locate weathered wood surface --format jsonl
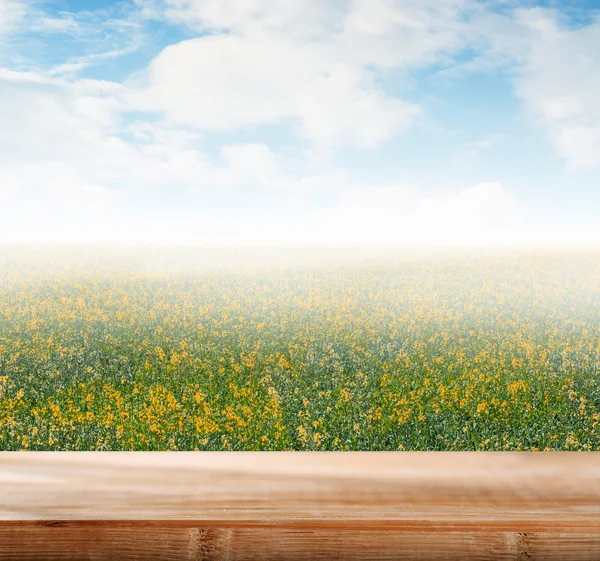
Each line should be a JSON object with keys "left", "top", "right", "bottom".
{"left": 1, "top": 452, "right": 599, "bottom": 560}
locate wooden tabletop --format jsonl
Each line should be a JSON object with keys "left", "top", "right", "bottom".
{"left": 1, "top": 452, "right": 599, "bottom": 560}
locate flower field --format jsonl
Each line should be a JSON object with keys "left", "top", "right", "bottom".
{"left": 0, "top": 246, "right": 598, "bottom": 450}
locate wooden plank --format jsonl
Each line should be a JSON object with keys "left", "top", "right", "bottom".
{"left": 1, "top": 452, "right": 599, "bottom": 560}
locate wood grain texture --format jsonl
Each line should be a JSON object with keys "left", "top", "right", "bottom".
{"left": 1, "top": 452, "right": 599, "bottom": 560}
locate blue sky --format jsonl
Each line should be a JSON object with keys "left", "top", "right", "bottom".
{"left": 0, "top": 0, "right": 598, "bottom": 244}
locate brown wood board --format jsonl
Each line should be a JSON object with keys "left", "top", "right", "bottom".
{"left": 1, "top": 452, "right": 599, "bottom": 560}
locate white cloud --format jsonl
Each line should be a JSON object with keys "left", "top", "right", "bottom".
{"left": 299, "top": 181, "right": 519, "bottom": 245}
{"left": 552, "top": 125, "right": 600, "bottom": 171}
{"left": 426, "top": 6, "right": 600, "bottom": 170}
{"left": 0, "top": 71, "right": 212, "bottom": 197}
{"left": 131, "top": 0, "right": 482, "bottom": 149}
{"left": 513, "top": 12, "right": 600, "bottom": 170}
{"left": 132, "top": 33, "right": 419, "bottom": 149}
{"left": 0, "top": 69, "right": 294, "bottom": 241}
{"left": 47, "top": 44, "right": 144, "bottom": 78}
{"left": 339, "top": 0, "right": 474, "bottom": 68}
{"left": 461, "top": 7, "right": 600, "bottom": 171}
{"left": 137, "top": 0, "right": 347, "bottom": 38}
{"left": 221, "top": 144, "right": 281, "bottom": 185}
{"left": 412, "top": 182, "right": 517, "bottom": 240}
{"left": 0, "top": 70, "right": 126, "bottom": 171}
{"left": 0, "top": 65, "right": 522, "bottom": 245}
{"left": 0, "top": 70, "right": 166, "bottom": 241}
{"left": 0, "top": 163, "right": 120, "bottom": 243}
{"left": 0, "top": 0, "right": 25, "bottom": 37}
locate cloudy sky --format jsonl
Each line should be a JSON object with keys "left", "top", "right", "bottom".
{"left": 0, "top": 0, "right": 598, "bottom": 245}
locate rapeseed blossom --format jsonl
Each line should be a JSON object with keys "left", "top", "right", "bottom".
{"left": 0, "top": 246, "right": 598, "bottom": 450}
